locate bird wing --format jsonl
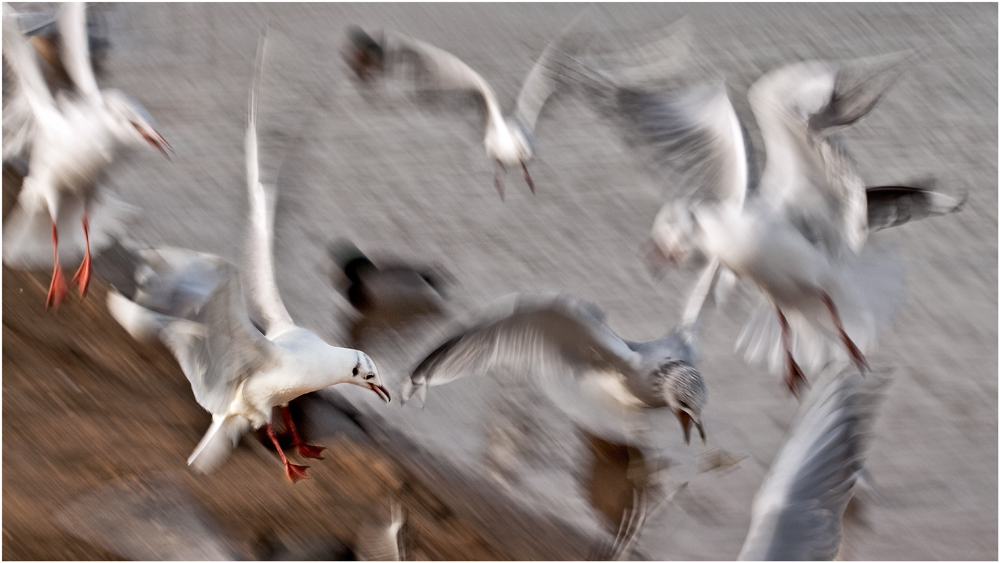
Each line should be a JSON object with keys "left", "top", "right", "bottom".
{"left": 512, "top": 9, "right": 594, "bottom": 137}
{"left": 409, "top": 291, "right": 643, "bottom": 393}
{"left": 57, "top": 2, "right": 102, "bottom": 103}
{"left": 243, "top": 29, "right": 296, "bottom": 336}
{"left": 738, "top": 367, "right": 885, "bottom": 560}
{"left": 2, "top": 2, "right": 55, "bottom": 158}
{"left": 381, "top": 29, "right": 504, "bottom": 123}
{"left": 107, "top": 248, "right": 278, "bottom": 415}
{"left": 865, "top": 184, "right": 964, "bottom": 233}
{"left": 749, "top": 54, "right": 911, "bottom": 256}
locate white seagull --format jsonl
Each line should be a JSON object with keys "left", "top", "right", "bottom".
{"left": 2, "top": 2, "right": 171, "bottom": 310}
{"left": 568, "top": 43, "right": 962, "bottom": 394}
{"left": 737, "top": 366, "right": 886, "bottom": 560}
{"left": 105, "top": 30, "right": 390, "bottom": 482}
{"left": 343, "top": 12, "right": 687, "bottom": 200}
{"left": 401, "top": 258, "right": 725, "bottom": 447}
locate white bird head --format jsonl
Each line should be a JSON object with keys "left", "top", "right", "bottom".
{"left": 346, "top": 350, "right": 391, "bottom": 403}
{"left": 102, "top": 89, "right": 173, "bottom": 158}
{"left": 646, "top": 200, "right": 698, "bottom": 271}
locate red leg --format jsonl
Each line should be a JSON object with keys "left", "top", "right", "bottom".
{"left": 71, "top": 213, "right": 91, "bottom": 298}
{"left": 820, "top": 292, "right": 870, "bottom": 372}
{"left": 776, "top": 307, "right": 807, "bottom": 396}
{"left": 521, "top": 160, "right": 535, "bottom": 194}
{"left": 494, "top": 161, "right": 506, "bottom": 201}
{"left": 266, "top": 423, "right": 309, "bottom": 482}
{"left": 280, "top": 405, "right": 325, "bottom": 460}
{"left": 46, "top": 221, "right": 69, "bottom": 311}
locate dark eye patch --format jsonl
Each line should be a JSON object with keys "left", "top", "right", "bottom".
{"left": 365, "top": 374, "right": 374, "bottom": 380}
{"left": 352, "top": 366, "right": 359, "bottom": 376}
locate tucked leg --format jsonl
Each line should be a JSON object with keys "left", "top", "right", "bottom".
{"left": 521, "top": 160, "right": 535, "bottom": 194}
{"left": 266, "top": 423, "right": 309, "bottom": 482}
{"left": 820, "top": 291, "right": 870, "bottom": 372}
{"left": 46, "top": 221, "right": 69, "bottom": 310}
{"left": 776, "top": 307, "right": 807, "bottom": 396}
{"left": 280, "top": 405, "right": 325, "bottom": 459}
{"left": 71, "top": 213, "right": 92, "bottom": 298}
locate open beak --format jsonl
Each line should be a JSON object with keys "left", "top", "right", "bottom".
{"left": 138, "top": 125, "right": 173, "bottom": 160}
{"left": 676, "top": 410, "right": 706, "bottom": 446}
{"left": 369, "top": 382, "right": 391, "bottom": 403}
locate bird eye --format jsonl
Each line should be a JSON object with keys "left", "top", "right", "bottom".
{"left": 352, "top": 367, "right": 359, "bottom": 376}
{"left": 678, "top": 401, "right": 689, "bottom": 409}
{"left": 365, "top": 374, "right": 374, "bottom": 381}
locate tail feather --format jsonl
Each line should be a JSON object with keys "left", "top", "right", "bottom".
{"left": 187, "top": 415, "right": 251, "bottom": 474}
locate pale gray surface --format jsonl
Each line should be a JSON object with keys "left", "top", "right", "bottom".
{"left": 90, "top": 4, "right": 995, "bottom": 560}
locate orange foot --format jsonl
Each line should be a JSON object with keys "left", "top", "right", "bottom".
{"left": 784, "top": 352, "right": 808, "bottom": 397}
{"left": 296, "top": 443, "right": 326, "bottom": 460}
{"left": 46, "top": 265, "right": 69, "bottom": 311}
{"left": 285, "top": 462, "right": 310, "bottom": 482}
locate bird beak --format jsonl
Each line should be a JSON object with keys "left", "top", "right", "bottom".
{"left": 676, "top": 410, "right": 706, "bottom": 446}
{"left": 368, "top": 382, "right": 391, "bottom": 403}
{"left": 140, "top": 126, "right": 173, "bottom": 160}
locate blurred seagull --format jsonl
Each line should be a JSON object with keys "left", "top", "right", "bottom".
{"left": 329, "top": 240, "right": 450, "bottom": 347}
{"left": 2, "top": 2, "right": 171, "bottom": 310}
{"left": 737, "top": 366, "right": 886, "bottom": 560}
{"left": 570, "top": 42, "right": 961, "bottom": 393}
{"left": 105, "top": 30, "right": 390, "bottom": 482}
{"left": 401, "top": 260, "right": 727, "bottom": 446}
{"left": 343, "top": 13, "right": 592, "bottom": 200}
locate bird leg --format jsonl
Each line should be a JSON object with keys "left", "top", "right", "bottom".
{"left": 776, "top": 307, "right": 807, "bottom": 396}
{"left": 280, "top": 405, "right": 325, "bottom": 460}
{"left": 819, "top": 291, "right": 870, "bottom": 372}
{"left": 494, "top": 160, "right": 506, "bottom": 201}
{"left": 46, "top": 221, "right": 69, "bottom": 311}
{"left": 521, "top": 160, "right": 535, "bottom": 194}
{"left": 266, "top": 423, "right": 309, "bottom": 482}
{"left": 70, "top": 213, "right": 92, "bottom": 298}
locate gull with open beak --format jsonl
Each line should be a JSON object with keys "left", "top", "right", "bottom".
{"left": 2, "top": 3, "right": 172, "bottom": 310}
{"left": 104, "top": 30, "right": 390, "bottom": 482}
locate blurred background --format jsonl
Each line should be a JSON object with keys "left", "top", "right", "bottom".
{"left": 3, "top": 3, "right": 996, "bottom": 560}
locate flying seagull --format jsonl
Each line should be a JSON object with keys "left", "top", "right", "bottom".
{"left": 105, "top": 30, "right": 390, "bottom": 482}
{"left": 401, "top": 258, "right": 727, "bottom": 446}
{"left": 2, "top": 2, "right": 171, "bottom": 310}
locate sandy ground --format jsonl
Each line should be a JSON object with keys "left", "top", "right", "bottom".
{"left": 3, "top": 3, "right": 997, "bottom": 560}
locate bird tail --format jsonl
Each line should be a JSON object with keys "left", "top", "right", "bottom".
{"left": 187, "top": 414, "right": 251, "bottom": 474}
{"left": 2, "top": 189, "right": 137, "bottom": 269}
{"left": 737, "top": 242, "right": 906, "bottom": 377}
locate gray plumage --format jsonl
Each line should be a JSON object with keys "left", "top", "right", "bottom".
{"left": 738, "top": 367, "right": 886, "bottom": 560}
{"left": 865, "top": 184, "right": 965, "bottom": 234}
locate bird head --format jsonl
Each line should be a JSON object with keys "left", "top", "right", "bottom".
{"left": 645, "top": 201, "right": 697, "bottom": 274}
{"left": 102, "top": 90, "right": 172, "bottom": 158}
{"left": 347, "top": 351, "right": 391, "bottom": 403}
{"left": 656, "top": 360, "right": 707, "bottom": 445}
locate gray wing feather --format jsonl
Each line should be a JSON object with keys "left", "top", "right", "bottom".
{"left": 865, "top": 184, "right": 964, "bottom": 233}
{"left": 411, "top": 292, "right": 641, "bottom": 389}
{"left": 738, "top": 368, "right": 885, "bottom": 560}
{"left": 2, "top": 2, "right": 54, "bottom": 159}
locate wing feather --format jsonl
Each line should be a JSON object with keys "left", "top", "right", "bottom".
{"left": 3, "top": 2, "right": 54, "bottom": 158}
{"left": 243, "top": 28, "right": 296, "bottom": 335}
{"left": 865, "top": 184, "right": 964, "bottom": 233}
{"left": 58, "top": 2, "right": 101, "bottom": 103}
{"left": 738, "top": 367, "right": 885, "bottom": 560}
{"left": 409, "top": 292, "right": 642, "bottom": 394}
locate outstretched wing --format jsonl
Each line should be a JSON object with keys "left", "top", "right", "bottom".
{"left": 407, "top": 292, "right": 642, "bottom": 398}
{"left": 749, "top": 53, "right": 912, "bottom": 256}
{"left": 243, "top": 28, "right": 296, "bottom": 336}
{"left": 865, "top": 184, "right": 964, "bottom": 233}
{"left": 106, "top": 248, "right": 278, "bottom": 415}
{"left": 738, "top": 367, "right": 886, "bottom": 560}
{"left": 2, "top": 2, "right": 55, "bottom": 159}
{"left": 58, "top": 2, "right": 102, "bottom": 103}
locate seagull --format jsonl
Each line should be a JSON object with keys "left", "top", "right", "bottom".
{"left": 343, "top": 12, "right": 597, "bottom": 200}
{"left": 737, "top": 365, "right": 886, "bottom": 560}
{"left": 401, "top": 258, "right": 725, "bottom": 446}
{"left": 566, "top": 41, "right": 962, "bottom": 394}
{"left": 328, "top": 240, "right": 450, "bottom": 347}
{"left": 104, "top": 30, "right": 390, "bottom": 482}
{"left": 2, "top": 2, "right": 171, "bottom": 310}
